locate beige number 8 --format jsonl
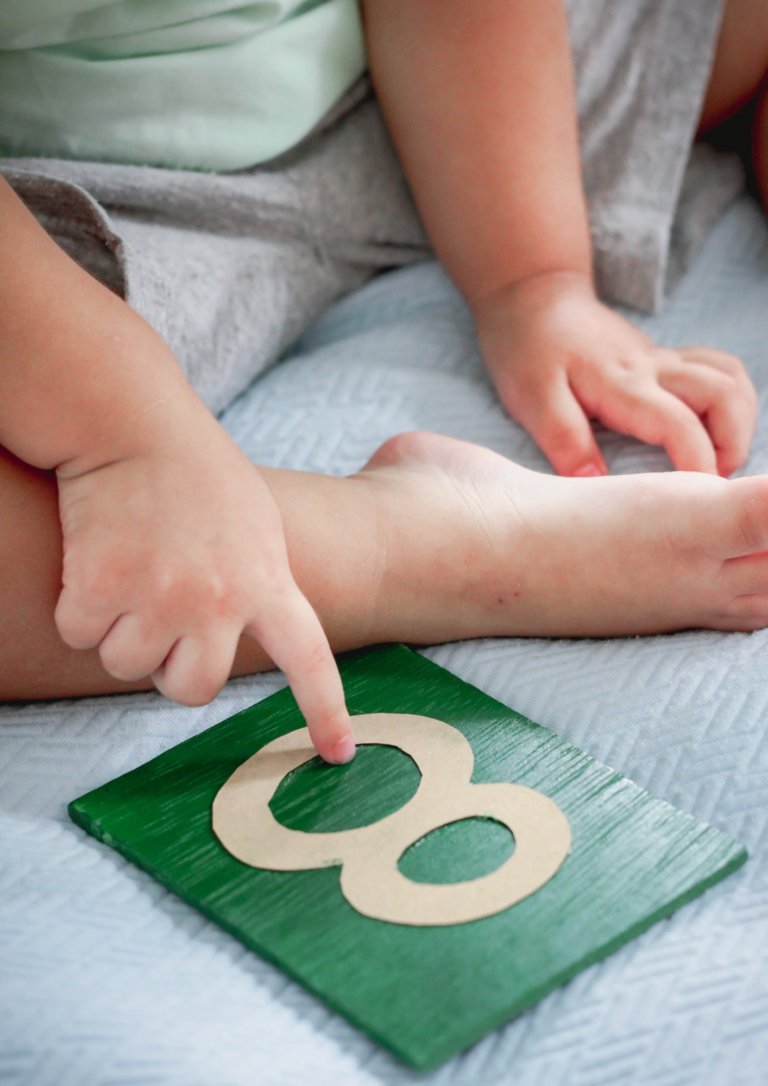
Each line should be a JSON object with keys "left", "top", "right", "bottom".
{"left": 213, "top": 713, "right": 571, "bottom": 926}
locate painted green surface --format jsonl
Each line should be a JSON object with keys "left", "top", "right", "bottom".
{"left": 69, "top": 645, "right": 747, "bottom": 1071}
{"left": 271, "top": 744, "right": 420, "bottom": 832}
{"left": 398, "top": 817, "right": 516, "bottom": 884}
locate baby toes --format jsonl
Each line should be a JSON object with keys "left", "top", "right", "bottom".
{"left": 703, "top": 476, "right": 768, "bottom": 560}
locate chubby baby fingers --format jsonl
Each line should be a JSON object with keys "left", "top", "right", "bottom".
{"left": 97, "top": 611, "right": 178, "bottom": 683}
{"left": 507, "top": 374, "right": 608, "bottom": 477}
{"left": 248, "top": 587, "right": 354, "bottom": 765}
{"left": 659, "top": 348, "right": 758, "bottom": 476}
{"left": 675, "top": 346, "right": 756, "bottom": 398}
{"left": 597, "top": 378, "right": 719, "bottom": 474}
{"left": 55, "top": 580, "right": 120, "bottom": 651}
{"left": 152, "top": 624, "right": 242, "bottom": 706}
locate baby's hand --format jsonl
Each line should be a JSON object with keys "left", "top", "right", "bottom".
{"left": 54, "top": 407, "right": 354, "bottom": 763}
{"left": 475, "top": 272, "right": 757, "bottom": 477}
{"left": 0, "top": 174, "right": 352, "bottom": 762}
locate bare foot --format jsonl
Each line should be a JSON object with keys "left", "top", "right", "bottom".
{"left": 4, "top": 429, "right": 768, "bottom": 706}
{"left": 352, "top": 431, "right": 768, "bottom": 640}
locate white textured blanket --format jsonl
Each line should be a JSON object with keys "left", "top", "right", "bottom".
{"left": 3, "top": 195, "right": 768, "bottom": 1086}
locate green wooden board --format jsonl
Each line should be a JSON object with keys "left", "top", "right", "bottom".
{"left": 69, "top": 645, "right": 747, "bottom": 1070}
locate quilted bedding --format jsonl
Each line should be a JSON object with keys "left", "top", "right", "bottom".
{"left": 4, "top": 194, "right": 768, "bottom": 1086}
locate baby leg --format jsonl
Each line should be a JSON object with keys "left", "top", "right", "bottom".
{"left": 4, "top": 431, "right": 768, "bottom": 702}
{"left": 699, "top": 0, "right": 768, "bottom": 203}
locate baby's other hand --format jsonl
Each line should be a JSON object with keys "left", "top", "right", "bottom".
{"left": 54, "top": 407, "right": 354, "bottom": 764}
{"left": 474, "top": 271, "right": 757, "bottom": 477}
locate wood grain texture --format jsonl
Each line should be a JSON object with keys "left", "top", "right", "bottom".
{"left": 69, "top": 644, "right": 747, "bottom": 1070}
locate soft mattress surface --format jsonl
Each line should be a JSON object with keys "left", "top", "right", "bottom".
{"left": 3, "top": 196, "right": 768, "bottom": 1086}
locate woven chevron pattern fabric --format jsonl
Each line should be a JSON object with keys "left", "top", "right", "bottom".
{"left": 3, "top": 195, "right": 768, "bottom": 1086}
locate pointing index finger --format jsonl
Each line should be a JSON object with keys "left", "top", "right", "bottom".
{"left": 247, "top": 586, "right": 355, "bottom": 764}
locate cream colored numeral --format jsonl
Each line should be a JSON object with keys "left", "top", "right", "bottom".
{"left": 212, "top": 713, "right": 571, "bottom": 926}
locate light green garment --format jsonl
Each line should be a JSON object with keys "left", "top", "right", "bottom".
{"left": 0, "top": 1, "right": 366, "bottom": 171}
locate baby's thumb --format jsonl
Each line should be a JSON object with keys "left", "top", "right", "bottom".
{"left": 515, "top": 379, "right": 607, "bottom": 477}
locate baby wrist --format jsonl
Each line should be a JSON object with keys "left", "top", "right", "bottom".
{"left": 470, "top": 268, "right": 596, "bottom": 321}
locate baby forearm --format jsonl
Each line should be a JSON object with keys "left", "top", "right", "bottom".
{"left": 0, "top": 181, "right": 355, "bottom": 758}
{"left": 362, "top": 0, "right": 592, "bottom": 306}
{"left": 0, "top": 177, "right": 198, "bottom": 473}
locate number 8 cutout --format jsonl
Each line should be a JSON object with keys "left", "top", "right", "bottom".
{"left": 213, "top": 714, "right": 572, "bottom": 926}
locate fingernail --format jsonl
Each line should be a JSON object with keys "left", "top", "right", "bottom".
{"left": 329, "top": 734, "right": 356, "bottom": 765}
{"left": 573, "top": 463, "right": 604, "bottom": 478}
